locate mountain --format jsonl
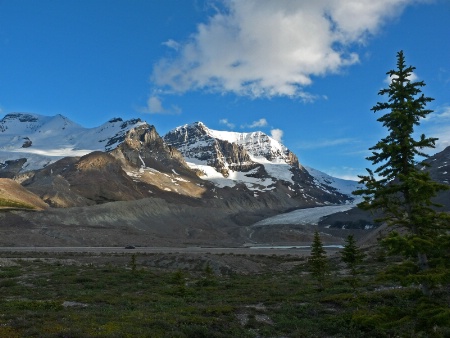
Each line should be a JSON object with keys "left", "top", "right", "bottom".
{"left": 0, "top": 114, "right": 356, "bottom": 206}
{"left": 316, "top": 145, "right": 450, "bottom": 244}
{"left": 424, "top": 145, "right": 450, "bottom": 210}
{"left": 303, "top": 166, "right": 361, "bottom": 201}
{"left": 14, "top": 124, "right": 211, "bottom": 207}
{"left": 0, "top": 113, "right": 144, "bottom": 173}
{"left": 164, "top": 122, "right": 355, "bottom": 204}
{"left": 0, "top": 112, "right": 367, "bottom": 246}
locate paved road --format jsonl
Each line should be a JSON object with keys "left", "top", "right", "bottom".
{"left": 0, "top": 245, "right": 342, "bottom": 256}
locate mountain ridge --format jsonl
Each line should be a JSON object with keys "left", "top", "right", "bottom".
{"left": 164, "top": 121, "right": 355, "bottom": 204}
{"left": 0, "top": 112, "right": 145, "bottom": 171}
{"left": 1, "top": 113, "right": 357, "bottom": 204}
{"left": 0, "top": 112, "right": 448, "bottom": 247}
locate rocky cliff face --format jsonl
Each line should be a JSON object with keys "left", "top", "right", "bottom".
{"left": 163, "top": 122, "right": 255, "bottom": 176}
{"left": 19, "top": 123, "right": 210, "bottom": 207}
{"left": 164, "top": 122, "right": 351, "bottom": 205}
{"left": 111, "top": 124, "right": 190, "bottom": 173}
{"left": 0, "top": 158, "right": 28, "bottom": 178}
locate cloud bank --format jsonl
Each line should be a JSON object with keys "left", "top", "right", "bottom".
{"left": 152, "top": 0, "right": 420, "bottom": 99}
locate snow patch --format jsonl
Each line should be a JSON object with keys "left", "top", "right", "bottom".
{"left": 253, "top": 205, "right": 355, "bottom": 226}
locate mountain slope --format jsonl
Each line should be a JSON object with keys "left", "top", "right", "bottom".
{"left": 0, "top": 178, "right": 48, "bottom": 210}
{"left": 164, "top": 122, "right": 353, "bottom": 205}
{"left": 304, "top": 166, "right": 360, "bottom": 201}
{"left": 0, "top": 113, "right": 358, "bottom": 206}
{"left": 19, "top": 124, "right": 210, "bottom": 207}
{"left": 425, "top": 145, "right": 450, "bottom": 210}
{"left": 0, "top": 113, "right": 144, "bottom": 172}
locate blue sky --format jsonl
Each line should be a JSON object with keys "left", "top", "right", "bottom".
{"left": 1, "top": 0, "right": 449, "bottom": 179}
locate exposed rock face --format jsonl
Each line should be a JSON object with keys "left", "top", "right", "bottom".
{"left": 21, "top": 153, "right": 146, "bottom": 207}
{"left": 111, "top": 124, "right": 190, "bottom": 174}
{"left": 164, "top": 122, "right": 254, "bottom": 175}
{"left": 104, "top": 118, "right": 144, "bottom": 151}
{"left": 164, "top": 122, "right": 351, "bottom": 205}
{"left": 21, "top": 137, "right": 32, "bottom": 148}
{"left": 0, "top": 158, "right": 27, "bottom": 178}
{"left": 426, "top": 146, "right": 450, "bottom": 184}
{"left": 20, "top": 124, "right": 209, "bottom": 207}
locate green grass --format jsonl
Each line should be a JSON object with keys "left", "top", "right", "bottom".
{"left": 0, "top": 197, "right": 36, "bottom": 210}
{"left": 0, "top": 253, "right": 448, "bottom": 337}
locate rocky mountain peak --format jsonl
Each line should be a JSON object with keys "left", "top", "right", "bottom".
{"left": 164, "top": 122, "right": 253, "bottom": 176}
{"left": 111, "top": 123, "right": 190, "bottom": 174}
{"left": 0, "top": 113, "right": 357, "bottom": 206}
{"left": 164, "top": 122, "right": 352, "bottom": 204}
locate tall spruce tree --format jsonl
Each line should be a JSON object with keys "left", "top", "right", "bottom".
{"left": 341, "top": 235, "right": 366, "bottom": 289}
{"left": 354, "top": 51, "right": 450, "bottom": 296}
{"left": 309, "top": 231, "right": 329, "bottom": 291}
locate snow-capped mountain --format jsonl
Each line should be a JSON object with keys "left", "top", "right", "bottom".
{"left": 164, "top": 122, "right": 353, "bottom": 204}
{"left": 304, "top": 166, "right": 361, "bottom": 202}
{"left": 0, "top": 113, "right": 144, "bottom": 171}
{"left": 0, "top": 113, "right": 356, "bottom": 205}
{"left": 164, "top": 122, "right": 298, "bottom": 188}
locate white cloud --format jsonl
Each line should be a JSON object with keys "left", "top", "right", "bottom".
{"left": 152, "top": 0, "right": 421, "bottom": 98}
{"left": 270, "top": 128, "right": 284, "bottom": 143}
{"left": 219, "top": 118, "right": 235, "bottom": 129}
{"left": 385, "top": 72, "right": 419, "bottom": 85}
{"left": 419, "top": 105, "right": 450, "bottom": 153}
{"left": 419, "top": 123, "right": 450, "bottom": 154}
{"left": 162, "top": 39, "right": 181, "bottom": 51}
{"left": 148, "top": 96, "right": 164, "bottom": 113}
{"left": 143, "top": 95, "right": 181, "bottom": 115}
{"left": 423, "top": 105, "right": 450, "bottom": 123}
{"left": 251, "top": 118, "right": 268, "bottom": 128}
{"left": 247, "top": 118, "right": 268, "bottom": 128}
{"left": 433, "top": 127, "right": 450, "bottom": 152}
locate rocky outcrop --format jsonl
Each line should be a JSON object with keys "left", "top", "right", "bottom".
{"left": 164, "top": 122, "right": 254, "bottom": 175}
{"left": 111, "top": 124, "right": 190, "bottom": 173}
{"left": 21, "top": 152, "right": 148, "bottom": 207}
{"left": 0, "top": 158, "right": 28, "bottom": 178}
{"left": 19, "top": 124, "right": 211, "bottom": 207}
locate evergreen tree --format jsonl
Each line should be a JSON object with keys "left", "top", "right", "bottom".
{"left": 341, "top": 235, "right": 366, "bottom": 289}
{"left": 354, "top": 51, "right": 450, "bottom": 296}
{"left": 309, "top": 231, "right": 329, "bottom": 290}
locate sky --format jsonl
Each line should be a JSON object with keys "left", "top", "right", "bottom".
{"left": 0, "top": 0, "right": 449, "bottom": 180}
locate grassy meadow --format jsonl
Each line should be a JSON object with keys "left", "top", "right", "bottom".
{"left": 0, "top": 251, "right": 448, "bottom": 337}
